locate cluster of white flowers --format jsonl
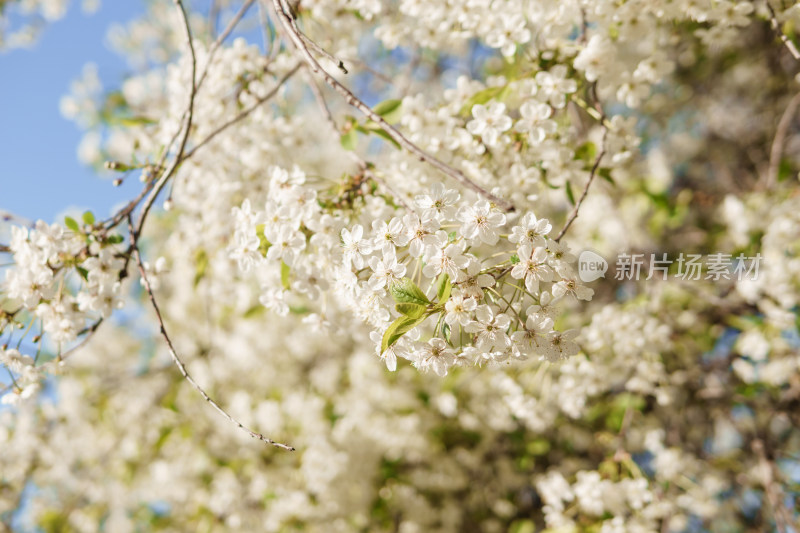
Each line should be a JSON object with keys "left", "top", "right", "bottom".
{"left": 536, "top": 470, "right": 668, "bottom": 531}
{"left": 1, "top": 217, "right": 126, "bottom": 398}
{"left": 229, "top": 170, "right": 593, "bottom": 375}
{"left": 3, "top": 0, "right": 800, "bottom": 530}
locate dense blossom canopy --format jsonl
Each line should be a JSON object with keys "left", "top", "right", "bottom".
{"left": 2, "top": 0, "right": 800, "bottom": 531}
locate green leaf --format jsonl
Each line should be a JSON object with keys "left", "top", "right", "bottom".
{"left": 396, "top": 302, "right": 426, "bottom": 318}
{"left": 106, "top": 234, "right": 124, "bottom": 244}
{"left": 358, "top": 123, "right": 402, "bottom": 149}
{"left": 436, "top": 273, "right": 452, "bottom": 303}
{"left": 194, "top": 248, "right": 208, "bottom": 287}
{"left": 243, "top": 304, "right": 265, "bottom": 318}
{"left": 606, "top": 393, "right": 646, "bottom": 432}
{"left": 381, "top": 313, "right": 428, "bottom": 353}
{"left": 448, "top": 231, "right": 457, "bottom": 243}
{"left": 255, "top": 224, "right": 271, "bottom": 256}
{"left": 458, "top": 85, "right": 509, "bottom": 116}
{"left": 82, "top": 210, "right": 95, "bottom": 226}
{"left": 280, "top": 261, "right": 291, "bottom": 290}
{"left": 509, "top": 520, "right": 535, "bottom": 533}
{"left": 510, "top": 253, "right": 520, "bottom": 264}
{"left": 778, "top": 158, "right": 793, "bottom": 182}
{"left": 598, "top": 167, "right": 615, "bottom": 185}
{"left": 574, "top": 141, "right": 597, "bottom": 162}
{"left": 76, "top": 266, "right": 89, "bottom": 281}
{"left": 340, "top": 128, "right": 358, "bottom": 151}
{"left": 565, "top": 180, "right": 576, "bottom": 206}
{"left": 114, "top": 116, "right": 157, "bottom": 127}
{"left": 390, "top": 277, "right": 430, "bottom": 305}
{"left": 370, "top": 127, "right": 401, "bottom": 148}
{"left": 372, "top": 99, "right": 402, "bottom": 124}
{"left": 442, "top": 321, "right": 452, "bottom": 345}
{"left": 526, "top": 438, "right": 551, "bottom": 456}
{"left": 64, "top": 216, "right": 80, "bottom": 233}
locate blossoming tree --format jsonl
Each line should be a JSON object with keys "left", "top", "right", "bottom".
{"left": 2, "top": 0, "right": 800, "bottom": 531}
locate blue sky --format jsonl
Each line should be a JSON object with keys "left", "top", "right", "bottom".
{"left": 0, "top": 1, "right": 146, "bottom": 223}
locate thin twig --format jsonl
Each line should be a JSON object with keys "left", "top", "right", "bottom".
{"left": 183, "top": 63, "right": 302, "bottom": 160}
{"left": 197, "top": 0, "right": 257, "bottom": 91}
{"left": 129, "top": 217, "right": 294, "bottom": 451}
{"left": 134, "top": 0, "right": 198, "bottom": 238}
{"left": 105, "top": 65, "right": 297, "bottom": 234}
{"left": 304, "top": 67, "right": 413, "bottom": 211}
{"left": 765, "top": 1, "right": 800, "bottom": 60}
{"left": 103, "top": 168, "right": 162, "bottom": 230}
{"left": 59, "top": 318, "right": 104, "bottom": 362}
{"left": 269, "top": 0, "right": 514, "bottom": 211}
{"left": 208, "top": 0, "right": 220, "bottom": 38}
{"left": 277, "top": 0, "right": 348, "bottom": 74}
{"left": 256, "top": 0, "right": 273, "bottom": 54}
{"left": 339, "top": 56, "right": 392, "bottom": 84}
{"left": 765, "top": 91, "right": 800, "bottom": 189}
{"left": 555, "top": 127, "right": 608, "bottom": 242}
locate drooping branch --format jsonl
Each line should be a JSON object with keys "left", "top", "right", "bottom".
{"left": 129, "top": 217, "right": 294, "bottom": 451}
{"left": 269, "top": 0, "right": 515, "bottom": 211}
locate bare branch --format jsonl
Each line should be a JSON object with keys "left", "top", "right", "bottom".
{"left": 105, "top": 65, "right": 298, "bottom": 234}
{"left": 208, "top": 0, "right": 220, "bottom": 38}
{"left": 59, "top": 318, "right": 104, "bottom": 362}
{"left": 765, "top": 1, "right": 800, "bottom": 61}
{"left": 134, "top": 0, "right": 198, "bottom": 238}
{"left": 103, "top": 167, "right": 163, "bottom": 230}
{"left": 269, "top": 0, "right": 515, "bottom": 211}
{"left": 277, "top": 0, "right": 348, "bottom": 74}
{"left": 197, "top": 0, "right": 257, "bottom": 91}
{"left": 765, "top": 91, "right": 800, "bottom": 189}
{"left": 303, "top": 68, "right": 413, "bottom": 211}
{"left": 555, "top": 127, "right": 608, "bottom": 242}
{"left": 183, "top": 63, "right": 302, "bottom": 160}
{"left": 129, "top": 217, "right": 294, "bottom": 451}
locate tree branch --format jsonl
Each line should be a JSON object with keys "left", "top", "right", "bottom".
{"left": 766, "top": 1, "right": 800, "bottom": 61}
{"left": 105, "top": 64, "right": 298, "bottom": 235}
{"left": 129, "top": 217, "right": 294, "bottom": 451}
{"left": 303, "top": 67, "right": 413, "bottom": 211}
{"left": 183, "top": 62, "right": 302, "bottom": 161}
{"left": 59, "top": 318, "right": 103, "bottom": 362}
{"left": 197, "top": 0, "right": 257, "bottom": 92}
{"left": 765, "top": 91, "right": 800, "bottom": 189}
{"left": 555, "top": 126, "right": 608, "bottom": 242}
{"left": 269, "top": 0, "right": 514, "bottom": 211}
{"left": 133, "top": 0, "right": 198, "bottom": 238}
